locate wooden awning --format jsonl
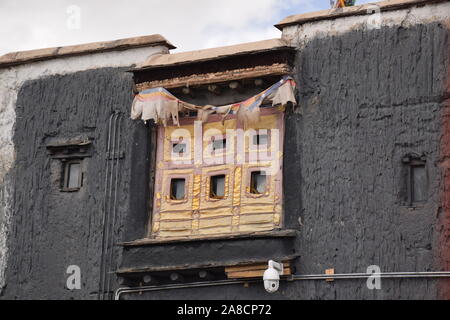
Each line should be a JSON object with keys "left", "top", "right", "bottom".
{"left": 131, "top": 38, "right": 296, "bottom": 91}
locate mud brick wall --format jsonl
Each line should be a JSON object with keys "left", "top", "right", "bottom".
{"left": 2, "top": 21, "right": 449, "bottom": 299}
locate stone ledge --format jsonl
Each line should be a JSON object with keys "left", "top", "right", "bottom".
{"left": 0, "top": 34, "right": 176, "bottom": 68}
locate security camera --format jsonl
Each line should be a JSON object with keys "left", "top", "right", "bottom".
{"left": 263, "top": 260, "right": 283, "bottom": 293}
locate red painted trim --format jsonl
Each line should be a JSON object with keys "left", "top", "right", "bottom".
{"left": 437, "top": 31, "right": 450, "bottom": 299}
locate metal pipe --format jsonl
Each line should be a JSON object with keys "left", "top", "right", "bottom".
{"left": 115, "top": 279, "right": 257, "bottom": 300}
{"left": 114, "top": 271, "right": 450, "bottom": 300}
{"left": 103, "top": 112, "right": 120, "bottom": 300}
{"left": 98, "top": 112, "right": 116, "bottom": 300}
{"left": 290, "top": 271, "right": 450, "bottom": 281}
{"left": 106, "top": 113, "right": 123, "bottom": 298}
{"left": 99, "top": 112, "right": 119, "bottom": 300}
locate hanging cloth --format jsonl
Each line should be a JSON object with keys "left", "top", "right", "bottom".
{"left": 131, "top": 76, "right": 297, "bottom": 127}
{"left": 131, "top": 87, "right": 181, "bottom": 126}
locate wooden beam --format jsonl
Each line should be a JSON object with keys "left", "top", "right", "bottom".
{"left": 115, "top": 253, "right": 300, "bottom": 275}
{"left": 325, "top": 269, "right": 335, "bottom": 282}
{"left": 225, "top": 262, "right": 292, "bottom": 279}
{"left": 119, "top": 229, "right": 298, "bottom": 247}
{"left": 136, "top": 63, "right": 291, "bottom": 91}
{"left": 226, "top": 267, "right": 291, "bottom": 279}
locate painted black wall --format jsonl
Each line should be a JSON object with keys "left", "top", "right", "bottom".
{"left": 2, "top": 21, "right": 449, "bottom": 300}
{"left": 282, "top": 21, "right": 449, "bottom": 299}
{"left": 2, "top": 68, "right": 149, "bottom": 299}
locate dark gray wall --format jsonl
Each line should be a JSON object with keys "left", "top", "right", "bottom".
{"left": 282, "top": 21, "right": 449, "bottom": 299}
{"left": 124, "top": 22, "right": 449, "bottom": 300}
{"left": 2, "top": 21, "right": 449, "bottom": 300}
{"left": 2, "top": 68, "right": 151, "bottom": 299}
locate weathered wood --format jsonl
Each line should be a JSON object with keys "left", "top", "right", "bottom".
{"left": 146, "top": 124, "right": 158, "bottom": 238}
{"left": 227, "top": 267, "right": 292, "bottom": 279}
{"left": 225, "top": 262, "right": 292, "bottom": 279}
{"left": 325, "top": 269, "right": 335, "bottom": 282}
{"left": 136, "top": 64, "right": 291, "bottom": 91}
{"left": 115, "top": 254, "right": 300, "bottom": 275}
{"left": 119, "top": 229, "right": 298, "bottom": 247}
{"left": 225, "top": 261, "right": 290, "bottom": 273}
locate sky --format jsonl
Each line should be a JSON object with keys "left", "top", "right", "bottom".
{"left": 0, "top": 0, "right": 376, "bottom": 56}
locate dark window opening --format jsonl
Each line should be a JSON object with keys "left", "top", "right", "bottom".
{"left": 212, "top": 138, "right": 226, "bottom": 152}
{"left": 170, "top": 178, "right": 186, "bottom": 200}
{"left": 411, "top": 165, "right": 426, "bottom": 203}
{"left": 403, "top": 154, "right": 427, "bottom": 206}
{"left": 250, "top": 171, "right": 267, "bottom": 194}
{"left": 253, "top": 134, "right": 268, "bottom": 146}
{"left": 210, "top": 175, "right": 226, "bottom": 199}
{"left": 172, "top": 143, "right": 187, "bottom": 155}
{"left": 62, "top": 161, "right": 82, "bottom": 192}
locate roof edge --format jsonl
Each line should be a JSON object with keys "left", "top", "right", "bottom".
{"left": 134, "top": 38, "right": 295, "bottom": 72}
{"left": 275, "top": 0, "right": 449, "bottom": 30}
{"left": 0, "top": 34, "right": 176, "bottom": 69}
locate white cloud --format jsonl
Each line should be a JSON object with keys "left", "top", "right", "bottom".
{"left": 0, "top": 0, "right": 376, "bottom": 55}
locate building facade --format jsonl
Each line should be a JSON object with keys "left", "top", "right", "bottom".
{"left": 0, "top": 0, "right": 450, "bottom": 299}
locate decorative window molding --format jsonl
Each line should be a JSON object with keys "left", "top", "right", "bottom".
{"left": 250, "top": 171, "right": 267, "bottom": 195}
{"left": 210, "top": 174, "right": 226, "bottom": 199}
{"left": 46, "top": 138, "right": 93, "bottom": 159}
{"left": 46, "top": 138, "right": 93, "bottom": 193}
{"left": 170, "top": 178, "right": 186, "bottom": 201}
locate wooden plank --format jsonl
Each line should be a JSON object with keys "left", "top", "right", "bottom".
{"left": 116, "top": 254, "right": 300, "bottom": 275}
{"left": 227, "top": 267, "right": 292, "bottom": 279}
{"left": 225, "top": 261, "right": 290, "bottom": 273}
{"left": 326, "top": 268, "right": 335, "bottom": 282}
{"left": 119, "top": 229, "right": 298, "bottom": 247}
{"left": 136, "top": 63, "right": 291, "bottom": 91}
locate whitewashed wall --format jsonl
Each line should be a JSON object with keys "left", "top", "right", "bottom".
{"left": 282, "top": 1, "right": 450, "bottom": 47}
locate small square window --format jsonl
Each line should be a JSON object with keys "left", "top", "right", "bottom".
{"left": 250, "top": 171, "right": 267, "bottom": 194}
{"left": 253, "top": 134, "right": 268, "bottom": 146}
{"left": 411, "top": 165, "right": 427, "bottom": 203}
{"left": 170, "top": 178, "right": 186, "bottom": 200}
{"left": 212, "top": 139, "right": 226, "bottom": 152}
{"left": 402, "top": 154, "right": 428, "bottom": 206}
{"left": 210, "top": 175, "right": 226, "bottom": 199}
{"left": 62, "top": 161, "right": 82, "bottom": 192}
{"left": 172, "top": 143, "right": 187, "bottom": 155}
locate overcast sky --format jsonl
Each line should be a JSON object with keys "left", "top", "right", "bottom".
{"left": 0, "top": 0, "right": 375, "bottom": 56}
